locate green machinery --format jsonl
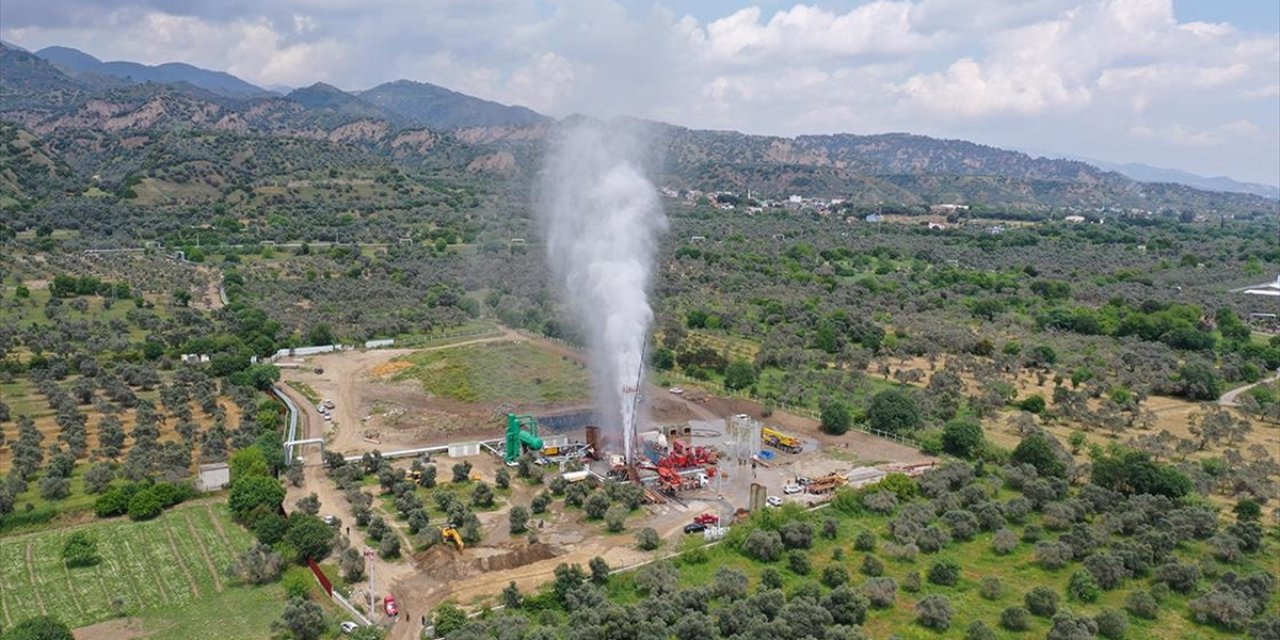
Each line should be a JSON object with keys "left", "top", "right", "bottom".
{"left": 505, "top": 413, "right": 544, "bottom": 463}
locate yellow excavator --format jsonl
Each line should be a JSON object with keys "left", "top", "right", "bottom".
{"left": 440, "top": 524, "right": 464, "bottom": 550}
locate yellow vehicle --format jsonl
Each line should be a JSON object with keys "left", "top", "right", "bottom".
{"left": 440, "top": 525, "right": 464, "bottom": 550}
{"left": 762, "top": 427, "right": 803, "bottom": 453}
{"left": 807, "top": 473, "right": 848, "bottom": 494}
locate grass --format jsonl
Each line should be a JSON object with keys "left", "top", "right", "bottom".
{"left": 392, "top": 341, "right": 590, "bottom": 405}
{"left": 288, "top": 381, "right": 322, "bottom": 405}
{"left": 0, "top": 502, "right": 285, "bottom": 636}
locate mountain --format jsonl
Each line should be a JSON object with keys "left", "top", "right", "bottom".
{"left": 359, "top": 80, "right": 547, "bottom": 130}
{"left": 0, "top": 43, "right": 84, "bottom": 108}
{"left": 1084, "top": 159, "right": 1279, "bottom": 200}
{"left": 287, "top": 83, "right": 392, "bottom": 119}
{"left": 34, "top": 46, "right": 271, "bottom": 98}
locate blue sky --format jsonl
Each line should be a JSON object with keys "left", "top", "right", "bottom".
{"left": 2, "top": 0, "right": 1278, "bottom": 185}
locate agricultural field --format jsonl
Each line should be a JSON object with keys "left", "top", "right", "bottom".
{"left": 0, "top": 503, "right": 284, "bottom": 638}
{"left": 390, "top": 341, "right": 590, "bottom": 405}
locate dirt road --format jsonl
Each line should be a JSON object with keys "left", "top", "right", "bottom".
{"left": 1220, "top": 372, "right": 1280, "bottom": 407}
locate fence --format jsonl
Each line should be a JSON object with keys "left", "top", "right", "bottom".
{"left": 395, "top": 325, "right": 503, "bottom": 347}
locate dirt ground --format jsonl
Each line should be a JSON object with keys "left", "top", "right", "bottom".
{"left": 73, "top": 617, "right": 145, "bottom": 640}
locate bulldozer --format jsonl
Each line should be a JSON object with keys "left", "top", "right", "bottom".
{"left": 762, "top": 427, "right": 803, "bottom": 453}
{"left": 440, "top": 524, "right": 465, "bottom": 550}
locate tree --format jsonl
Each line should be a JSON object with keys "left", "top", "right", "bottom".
{"left": 604, "top": 504, "right": 627, "bottom": 532}
{"left": 788, "top": 550, "right": 811, "bottom": 575}
{"left": 285, "top": 514, "right": 335, "bottom": 561}
{"left": 916, "top": 594, "right": 954, "bottom": 630}
{"left": 2, "top": 616, "right": 75, "bottom": 640}
{"left": 1025, "top": 586, "right": 1060, "bottom": 617}
{"left": 83, "top": 463, "right": 115, "bottom": 495}
{"left": 471, "top": 482, "right": 495, "bottom": 508}
{"left": 1012, "top": 431, "right": 1067, "bottom": 478}
{"left": 1178, "top": 362, "right": 1220, "bottom": 401}
{"left": 273, "top": 597, "right": 325, "bottom": 640}
{"left": 307, "top": 323, "right": 335, "bottom": 346}
{"left": 1069, "top": 569, "right": 1101, "bottom": 602}
{"left": 1001, "top": 606, "right": 1032, "bottom": 631}
{"left": 452, "top": 461, "right": 473, "bottom": 483}
{"left": 928, "top": 560, "right": 961, "bottom": 586}
{"left": 589, "top": 556, "right": 610, "bottom": 585}
{"left": 228, "top": 543, "right": 285, "bottom": 584}
{"left": 378, "top": 534, "right": 400, "bottom": 559}
{"left": 1047, "top": 612, "right": 1099, "bottom": 640}
{"left": 61, "top": 531, "right": 100, "bottom": 568}
{"left": 868, "top": 389, "right": 922, "bottom": 433}
{"left": 712, "top": 567, "right": 749, "bottom": 601}
{"left": 821, "top": 563, "right": 850, "bottom": 588}
{"left": 743, "top": 530, "right": 783, "bottom": 562}
{"left": 865, "top": 577, "right": 898, "bottom": 608}
{"left": 509, "top": 506, "right": 529, "bottom": 534}
{"left": 1095, "top": 609, "right": 1128, "bottom": 639}
{"left": 942, "top": 419, "right": 984, "bottom": 458}
{"left": 495, "top": 467, "right": 510, "bottom": 489}
{"left": 584, "top": 492, "right": 610, "bottom": 519}
{"left": 724, "top": 359, "right": 756, "bottom": 391}
{"left": 432, "top": 602, "right": 468, "bottom": 637}
{"left": 127, "top": 489, "right": 163, "bottom": 521}
{"left": 820, "top": 400, "right": 852, "bottom": 435}
{"left": 636, "top": 527, "right": 661, "bottom": 551}
{"left": 340, "top": 547, "right": 365, "bottom": 582}
{"left": 228, "top": 475, "right": 285, "bottom": 523}
{"left": 295, "top": 493, "right": 321, "bottom": 515}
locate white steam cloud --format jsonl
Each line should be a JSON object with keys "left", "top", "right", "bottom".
{"left": 539, "top": 120, "right": 666, "bottom": 464}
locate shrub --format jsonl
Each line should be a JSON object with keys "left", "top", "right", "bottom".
{"left": 916, "top": 594, "right": 954, "bottom": 630}
{"left": 861, "top": 554, "right": 884, "bottom": 577}
{"left": 902, "top": 571, "right": 922, "bottom": 592}
{"left": 1125, "top": 590, "right": 1159, "bottom": 620}
{"left": 966, "top": 620, "right": 997, "bottom": 640}
{"left": 1047, "top": 612, "right": 1099, "bottom": 640}
{"left": 993, "top": 528, "right": 1019, "bottom": 555}
{"left": 636, "top": 527, "right": 660, "bottom": 551}
{"left": 1095, "top": 609, "right": 1128, "bottom": 639}
{"left": 864, "top": 577, "right": 897, "bottom": 608}
{"left": 604, "top": 505, "right": 627, "bottom": 532}
{"left": 1026, "top": 586, "right": 1060, "bottom": 617}
{"left": 743, "top": 530, "right": 784, "bottom": 562}
{"left": 980, "top": 576, "right": 1004, "bottom": 600}
{"left": 61, "top": 531, "right": 100, "bottom": 567}
{"left": 281, "top": 567, "right": 313, "bottom": 600}
{"left": 788, "top": 550, "right": 811, "bottom": 575}
{"left": 929, "top": 560, "right": 961, "bottom": 586}
{"left": 1156, "top": 561, "right": 1201, "bottom": 594}
{"left": 471, "top": 482, "right": 495, "bottom": 508}
{"left": 127, "top": 489, "right": 163, "bottom": 521}
{"left": 862, "top": 490, "right": 898, "bottom": 514}
{"left": 823, "top": 584, "right": 868, "bottom": 625}
{"left": 779, "top": 521, "right": 815, "bottom": 549}
{"left": 1001, "top": 606, "right": 1033, "bottom": 631}
{"left": 509, "top": 506, "right": 529, "bottom": 534}
{"left": 1069, "top": 569, "right": 1101, "bottom": 602}
{"left": 821, "top": 563, "right": 850, "bottom": 588}
{"left": 531, "top": 491, "right": 551, "bottom": 514}
{"left": 854, "top": 530, "right": 877, "bottom": 551}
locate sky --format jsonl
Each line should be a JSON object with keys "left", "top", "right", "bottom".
{"left": 2, "top": 0, "right": 1277, "bottom": 186}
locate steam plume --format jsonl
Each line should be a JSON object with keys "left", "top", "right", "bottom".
{"left": 539, "top": 120, "right": 666, "bottom": 464}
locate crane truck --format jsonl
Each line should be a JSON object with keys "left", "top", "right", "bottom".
{"left": 762, "top": 427, "right": 803, "bottom": 453}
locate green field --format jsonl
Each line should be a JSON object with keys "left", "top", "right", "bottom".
{"left": 393, "top": 341, "right": 590, "bottom": 405}
{"left": 0, "top": 503, "right": 284, "bottom": 638}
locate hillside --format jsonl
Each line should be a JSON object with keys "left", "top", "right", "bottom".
{"left": 359, "top": 79, "right": 547, "bottom": 129}
{"left": 1, "top": 41, "right": 1276, "bottom": 214}
{"left": 35, "top": 45, "right": 272, "bottom": 98}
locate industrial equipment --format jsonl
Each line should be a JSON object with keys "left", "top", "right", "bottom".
{"left": 505, "top": 414, "right": 545, "bottom": 463}
{"left": 762, "top": 427, "right": 803, "bottom": 453}
{"left": 440, "top": 524, "right": 464, "bottom": 550}
{"left": 805, "top": 472, "right": 848, "bottom": 494}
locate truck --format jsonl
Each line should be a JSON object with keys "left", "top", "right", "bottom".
{"left": 762, "top": 427, "right": 803, "bottom": 453}
{"left": 806, "top": 472, "right": 848, "bottom": 494}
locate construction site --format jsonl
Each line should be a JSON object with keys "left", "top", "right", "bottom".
{"left": 275, "top": 331, "right": 935, "bottom": 639}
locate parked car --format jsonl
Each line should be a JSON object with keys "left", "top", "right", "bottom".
{"left": 322, "top": 514, "right": 338, "bottom": 527}
{"left": 766, "top": 495, "right": 783, "bottom": 507}
{"left": 796, "top": 476, "right": 811, "bottom": 486}
{"left": 668, "top": 387, "right": 684, "bottom": 395}
{"left": 684, "top": 522, "right": 707, "bottom": 534}
{"left": 340, "top": 621, "right": 360, "bottom": 634}
{"left": 384, "top": 595, "right": 398, "bottom": 617}
{"left": 693, "top": 513, "right": 720, "bottom": 525}
{"left": 783, "top": 483, "right": 803, "bottom": 495}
